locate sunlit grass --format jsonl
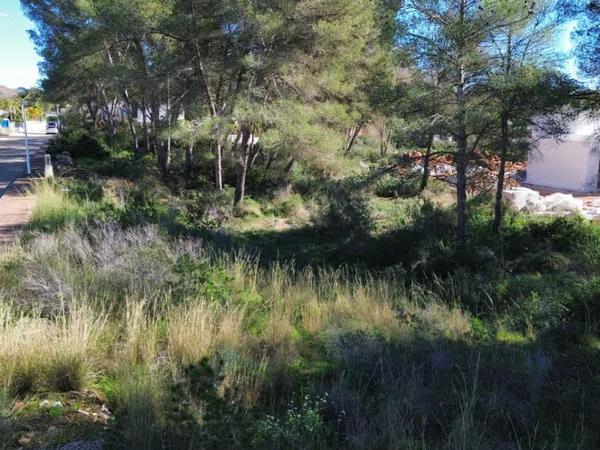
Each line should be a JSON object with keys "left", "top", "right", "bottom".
{"left": 27, "top": 180, "right": 88, "bottom": 232}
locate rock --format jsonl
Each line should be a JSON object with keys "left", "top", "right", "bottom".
{"left": 410, "top": 164, "right": 424, "bottom": 174}
{"left": 432, "top": 163, "right": 454, "bottom": 176}
{"left": 502, "top": 187, "right": 542, "bottom": 211}
{"left": 585, "top": 207, "right": 600, "bottom": 219}
{"left": 54, "top": 151, "right": 74, "bottom": 170}
{"left": 543, "top": 193, "right": 584, "bottom": 213}
{"left": 501, "top": 187, "right": 587, "bottom": 214}
{"left": 17, "top": 436, "right": 32, "bottom": 446}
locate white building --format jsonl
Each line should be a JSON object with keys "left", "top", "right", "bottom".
{"left": 134, "top": 105, "right": 184, "bottom": 124}
{"left": 527, "top": 114, "right": 600, "bottom": 192}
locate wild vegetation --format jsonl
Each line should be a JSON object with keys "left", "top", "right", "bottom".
{"left": 2, "top": 0, "right": 600, "bottom": 448}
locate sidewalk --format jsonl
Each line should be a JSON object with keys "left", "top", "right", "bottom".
{"left": 0, "top": 134, "right": 48, "bottom": 243}
{"left": 0, "top": 178, "right": 35, "bottom": 243}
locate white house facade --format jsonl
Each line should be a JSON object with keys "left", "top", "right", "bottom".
{"left": 527, "top": 114, "right": 600, "bottom": 192}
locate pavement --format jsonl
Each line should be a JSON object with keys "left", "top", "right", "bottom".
{"left": 0, "top": 132, "right": 51, "bottom": 242}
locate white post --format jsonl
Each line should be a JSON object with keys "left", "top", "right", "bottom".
{"left": 21, "top": 99, "right": 31, "bottom": 175}
{"left": 44, "top": 154, "right": 54, "bottom": 178}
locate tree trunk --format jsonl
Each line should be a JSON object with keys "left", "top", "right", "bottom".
{"left": 185, "top": 140, "right": 193, "bottom": 178}
{"left": 214, "top": 142, "right": 223, "bottom": 191}
{"left": 344, "top": 124, "right": 362, "bottom": 155}
{"left": 158, "top": 141, "right": 171, "bottom": 176}
{"left": 150, "top": 102, "right": 161, "bottom": 156}
{"left": 284, "top": 157, "right": 295, "bottom": 194}
{"left": 99, "top": 90, "right": 117, "bottom": 148}
{"left": 234, "top": 127, "right": 252, "bottom": 210}
{"left": 122, "top": 88, "right": 139, "bottom": 155}
{"left": 455, "top": 58, "right": 468, "bottom": 244}
{"left": 455, "top": 143, "right": 468, "bottom": 244}
{"left": 105, "top": 43, "right": 139, "bottom": 155}
{"left": 265, "top": 152, "right": 277, "bottom": 171}
{"left": 248, "top": 145, "right": 261, "bottom": 170}
{"left": 194, "top": 43, "right": 225, "bottom": 191}
{"left": 420, "top": 132, "right": 435, "bottom": 192}
{"left": 494, "top": 32, "right": 513, "bottom": 232}
{"left": 453, "top": 0, "right": 469, "bottom": 245}
{"left": 141, "top": 101, "right": 150, "bottom": 154}
{"left": 493, "top": 112, "right": 510, "bottom": 232}
{"left": 87, "top": 100, "right": 98, "bottom": 129}
{"left": 379, "top": 123, "right": 389, "bottom": 157}
{"left": 133, "top": 40, "right": 153, "bottom": 154}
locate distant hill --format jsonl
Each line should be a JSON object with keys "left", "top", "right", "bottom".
{"left": 0, "top": 86, "right": 17, "bottom": 99}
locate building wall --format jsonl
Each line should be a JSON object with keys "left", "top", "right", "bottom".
{"left": 527, "top": 139, "right": 599, "bottom": 192}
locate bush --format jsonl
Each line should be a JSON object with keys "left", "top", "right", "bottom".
{"left": 316, "top": 180, "right": 373, "bottom": 237}
{"left": 48, "top": 129, "right": 110, "bottom": 160}
{"left": 252, "top": 394, "right": 332, "bottom": 449}
{"left": 494, "top": 273, "right": 576, "bottom": 331}
{"left": 181, "top": 187, "right": 234, "bottom": 228}
{"left": 373, "top": 174, "right": 420, "bottom": 198}
{"left": 511, "top": 250, "right": 571, "bottom": 274}
{"left": 265, "top": 193, "right": 310, "bottom": 220}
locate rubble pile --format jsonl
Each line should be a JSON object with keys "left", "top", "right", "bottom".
{"left": 502, "top": 187, "right": 600, "bottom": 220}
{"left": 398, "top": 150, "right": 600, "bottom": 220}
{"left": 402, "top": 151, "right": 525, "bottom": 193}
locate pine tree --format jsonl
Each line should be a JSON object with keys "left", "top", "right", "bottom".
{"left": 399, "top": 0, "right": 535, "bottom": 243}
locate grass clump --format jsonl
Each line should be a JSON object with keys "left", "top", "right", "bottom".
{"left": 0, "top": 301, "right": 105, "bottom": 397}
{"left": 27, "top": 180, "right": 88, "bottom": 232}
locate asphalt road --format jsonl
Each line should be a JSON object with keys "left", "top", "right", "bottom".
{"left": 0, "top": 133, "right": 51, "bottom": 197}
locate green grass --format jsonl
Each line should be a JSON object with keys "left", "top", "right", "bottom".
{"left": 26, "top": 180, "right": 89, "bottom": 233}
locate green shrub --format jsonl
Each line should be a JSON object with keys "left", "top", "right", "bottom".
{"left": 494, "top": 273, "right": 576, "bottom": 330}
{"left": 373, "top": 174, "right": 420, "bottom": 198}
{"left": 510, "top": 250, "right": 571, "bottom": 274}
{"left": 252, "top": 394, "right": 332, "bottom": 449}
{"left": 120, "top": 186, "right": 166, "bottom": 225}
{"left": 316, "top": 181, "right": 373, "bottom": 237}
{"left": 182, "top": 188, "right": 234, "bottom": 228}
{"left": 268, "top": 193, "right": 306, "bottom": 217}
{"left": 48, "top": 129, "right": 109, "bottom": 160}
{"left": 171, "top": 256, "right": 234, "bottom": 304}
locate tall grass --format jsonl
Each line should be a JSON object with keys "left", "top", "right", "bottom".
{"left": 0, "top": 221, "right": 596, "bottom": 448}
{"left": 0, "top": 300, "right": 106, "bottom": 395}
{"left": 27, "top": 180, "right": 88, "bottom": 232}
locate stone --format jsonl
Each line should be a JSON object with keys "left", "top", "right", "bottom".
{"left": 502, "top": 187, "right": 541, "bottom": 211}
{"left": 18, "top": 436, "right": 32, "bottom": 446}
{"left": 543, "top": 193, "right": 584, "bottom": 213}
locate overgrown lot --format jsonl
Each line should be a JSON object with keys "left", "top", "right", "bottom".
{"left": 2, "top": 164, "right": 600, "bottom": 448}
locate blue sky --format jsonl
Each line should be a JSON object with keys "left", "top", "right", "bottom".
{"left": 0, "top": 1, "right": 585, "bottom": 90}
{"left": 0, "top": 0, "right": 41, "bottom": 88}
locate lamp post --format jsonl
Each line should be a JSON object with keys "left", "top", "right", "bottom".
{"left": 16, "top": 87, "right": 31, "bottom": 175}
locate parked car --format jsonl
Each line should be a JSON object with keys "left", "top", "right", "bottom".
{"left": 46, "top": 123, "right": 59, "bottom": 135}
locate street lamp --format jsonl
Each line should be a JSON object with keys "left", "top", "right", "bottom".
{"left": 16, "top": 87, "right": 31, "bottom": 175}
